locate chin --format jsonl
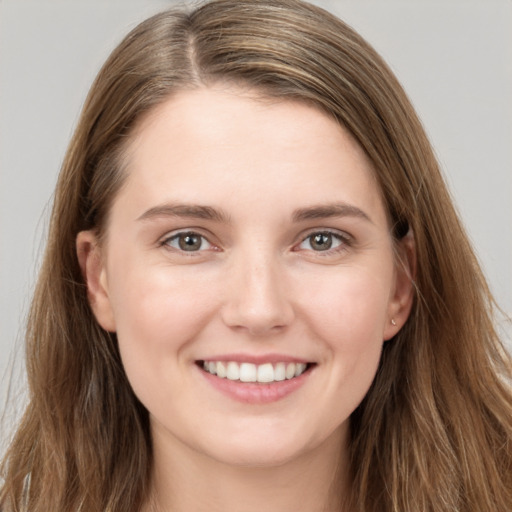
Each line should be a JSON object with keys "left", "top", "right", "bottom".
{"left": 199, "top": 423, "right": 330, "bottom": 469}
{"left": 209, "top": 442, "right": 304, "bottom": 468}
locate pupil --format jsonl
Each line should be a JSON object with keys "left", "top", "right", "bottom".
{"left": 179, "top": 234, "right": 201, "bottom": 251}
{"left": 312, "top": 233, "right": 332, "bottom": 251}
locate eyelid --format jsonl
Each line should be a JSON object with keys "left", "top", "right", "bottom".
{"left": 294, "top": 228, "right": 353, "bottom": 253}
{"left": 157, "top": 227, "right": 352, "bottom": 255}
{"left": 160, "top": 228, "right": 219, "bottom": 253}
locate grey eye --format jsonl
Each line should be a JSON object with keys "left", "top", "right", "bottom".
{"left": 299, "top": 232, "right": 344, "bottom": 252}
{"left": 166, "top": 232, "right": 211, "bottom": 252}
{"left": 310, "top": 233, "right": 333, "bottom": 251}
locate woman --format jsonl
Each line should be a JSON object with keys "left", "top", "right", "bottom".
{"left": 1, "top": 0, "right": 511, "bottom": 510}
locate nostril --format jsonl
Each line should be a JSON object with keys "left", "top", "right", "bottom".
{"left": 220, "top": 269, "right": 295, "bottom": 334}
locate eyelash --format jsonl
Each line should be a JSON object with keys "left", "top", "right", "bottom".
{"left": 160, "top": 229, "right": 352, "bottom": 257}
{"left": 295, "top": 230, "right": 351, "bottom": 256}
{"left": 161, "top": 231, "right": 215, "bottom": 254}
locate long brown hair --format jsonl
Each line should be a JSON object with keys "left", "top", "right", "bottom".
{"left": 1, "top": 1, "right": 511, "bottom": 510}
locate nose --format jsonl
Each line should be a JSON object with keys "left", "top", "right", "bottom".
{"left": 221, "top": 251, "right": 295, "bottom": 336}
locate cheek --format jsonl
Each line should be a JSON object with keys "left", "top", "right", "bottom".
{"left": 297, "top": 263, "right": 393, "bottom": 345}
{"left": 295, "top": 265, "right": 392, "bottom": 411}
{"left": 107, "top": 260, "right": 217, "bottom": 373}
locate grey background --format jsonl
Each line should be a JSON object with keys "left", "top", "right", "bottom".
{"left": 1, "top": 1, "right": 511, "bottom": 439}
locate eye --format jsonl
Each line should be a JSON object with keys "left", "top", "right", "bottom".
{"left": 297, "top": 231, "right": 347, "bottom": 252}
{"left": 163, "top": 231, "right": 213, "bottom": 252}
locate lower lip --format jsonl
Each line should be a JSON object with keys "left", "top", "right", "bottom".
{"left": 197, "top": 364, "right": 313, "bottom": 404}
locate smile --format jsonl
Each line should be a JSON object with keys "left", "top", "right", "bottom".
{"left": 201, "top": 360, "right": 309, "bottom": 384}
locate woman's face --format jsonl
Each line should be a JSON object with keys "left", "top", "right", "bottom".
{"left": 79, "top": 86, "right": 413, "bottom": 467}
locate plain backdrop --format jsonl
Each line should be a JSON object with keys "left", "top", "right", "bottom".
{"left": 1, "top": 0, "right": 511, "bottom": 437}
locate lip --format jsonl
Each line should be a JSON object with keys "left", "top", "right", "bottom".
{"left": 196, "top": 358, "right": 315, "bottom": 404}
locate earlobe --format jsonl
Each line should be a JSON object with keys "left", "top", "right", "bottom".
{"left": 383, "top": 230, "right": 416, "bottom": 341}
{"left": 76, "top": 230, "right": 116, "bottom": 332}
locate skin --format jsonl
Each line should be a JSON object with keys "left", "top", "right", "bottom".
{"left": 77, "top": 85, "right": 414, "bottom": 512}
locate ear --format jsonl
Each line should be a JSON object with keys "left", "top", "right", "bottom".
{"left": 383, "top": 230, "right": 416, "bottom": 341}
{"left": 76, "top": 230, "right": 116, "bottom": 332}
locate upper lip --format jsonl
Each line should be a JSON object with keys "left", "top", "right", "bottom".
{"left": 197, "top": 353, "right": 313, "bottom": 365}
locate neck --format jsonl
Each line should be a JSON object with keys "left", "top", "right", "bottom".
{"left": 145, "top": 424, "right": 349, "bottom": 512}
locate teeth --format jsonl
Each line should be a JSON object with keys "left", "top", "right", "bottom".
{"left": 274, "top": 362, "right": 286, "bottom": 381}
{"left": 285, "top": 362, "right": 296, "bottom": 379}
{"left": 226, "top": 362, "right": 239, "bottom": 380}
{"left": 216, "top": 361, "right": 227, "bottom": 378}
{"left": 239, "top": 363, "right": 257, "bottom": 382}
{"left": 295, "top": 363, "right": 307, "bottom": 377}
{"left": 257, "top": 363, "right": 274, "bottom": 383}
{"left": 202, "top": 360, "right": 309, "bottom": 383}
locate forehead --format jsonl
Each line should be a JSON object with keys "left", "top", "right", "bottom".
{"left": 116, "top": 86, "right": 387, "bottom": 226}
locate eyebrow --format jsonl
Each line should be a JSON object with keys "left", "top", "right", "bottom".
{"left": 292, "top": 203, "right": 372, "bottom": 224}
{"left": 136, "top": 201, "right": 372, "bottom": 224}
{"left": 137, "top": 203, "right": 231, "bottom": 223}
